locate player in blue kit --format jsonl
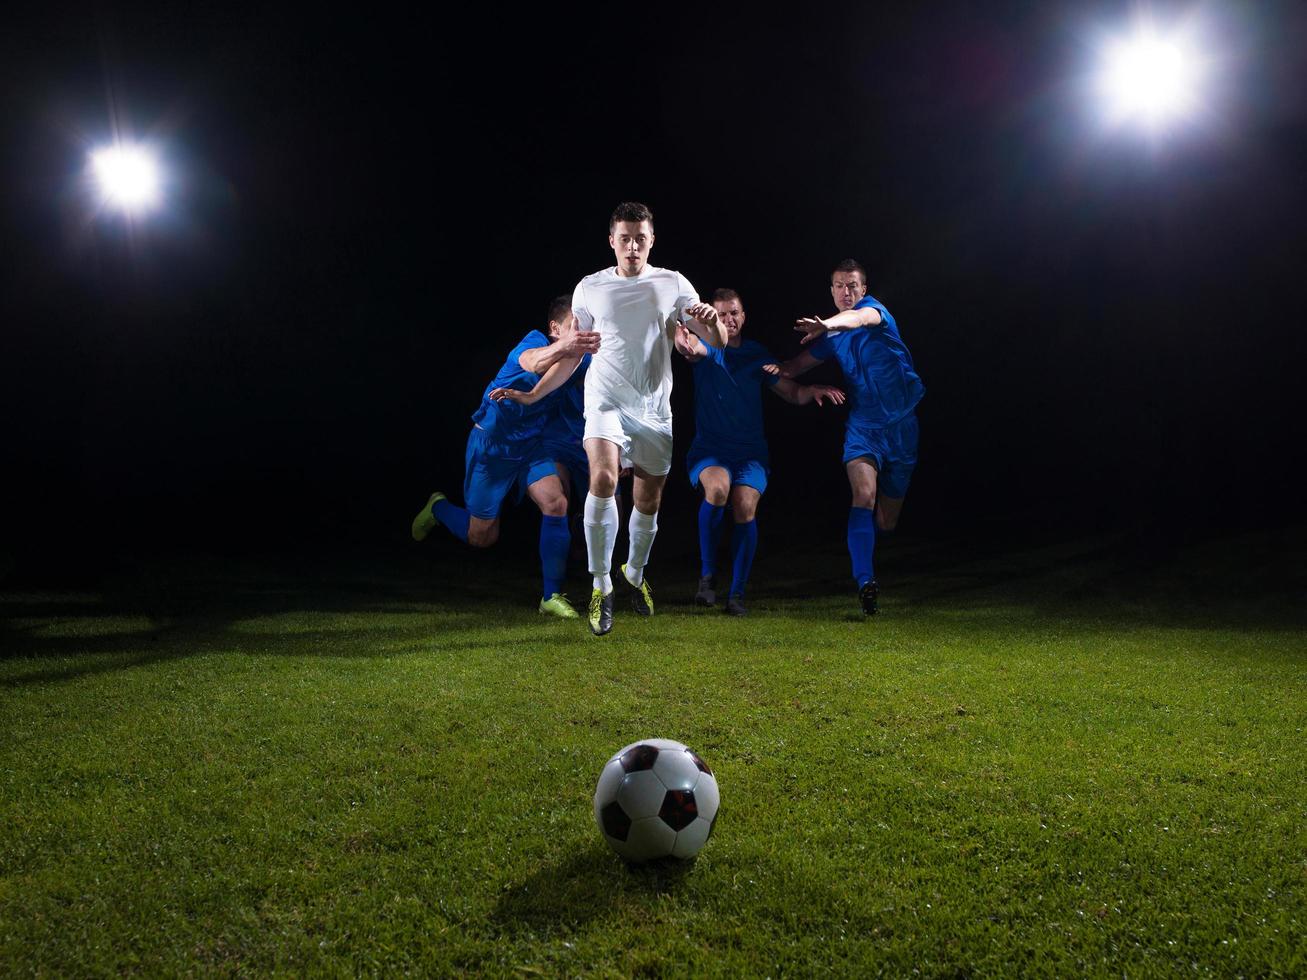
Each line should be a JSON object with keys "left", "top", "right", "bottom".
{"left": 769, "top": 261, "right": 925, "bottom": 616}
{"left": 675, "top": 288, "right": 846, "bottom": 616}
{"left": 410, "top": 296, "right": 598, "bottom": 617}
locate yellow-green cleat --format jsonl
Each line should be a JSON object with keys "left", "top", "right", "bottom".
{"left": 539, "top": 593, "right": 580, "bottom": 619}
{"left": 588, "top": 588, "right": 614, "bottom": 635}
{"left": 411, "top": 491, "right": 446, "bottom": 541}
{"left": 622, "top": 563, "right": 654, "bottom": 616}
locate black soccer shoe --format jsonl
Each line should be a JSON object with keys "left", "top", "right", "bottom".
{"left": 725, "top": 595, "right": 748, "bottom": 617}
{"left": 622, "top": 563, "right": 654, "bottom": 617}
{"left": 694, "top": 576, "right": 716, "bottom": 607}
{"left": 859, "top": 579, "right": 880, "bottom": 617}
{"left": 588, "top": 588, "right": 614, "bottom": 636}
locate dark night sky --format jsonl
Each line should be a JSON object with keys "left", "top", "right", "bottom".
{"left": 3, "top": 3, "right": 1306, "bottom": 569}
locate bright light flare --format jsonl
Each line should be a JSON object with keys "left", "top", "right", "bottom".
{"left": 90, "top": 144, "right": 161, "bottom": 212}
{"left": 1096, "top": 23, "right": 1205, "bottom": 130}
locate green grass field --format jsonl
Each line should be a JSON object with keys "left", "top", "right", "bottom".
{"left": 3, "top": 531, "right": 1305, "bottom": 976}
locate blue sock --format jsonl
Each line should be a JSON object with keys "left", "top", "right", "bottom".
{"left": 698, "top": 500, "right": 726, "bottom": 578}
{"left": 433, "top": 498, "right": 470, "bottom": 544}
{"left": 539, "top": 514, "right": 570, "bottom": 600}
{"left": 728, "top": 520, "right": 758, "bottom": 598}
{"left": 847, "top": 506, "right": 876, "bottom": 588}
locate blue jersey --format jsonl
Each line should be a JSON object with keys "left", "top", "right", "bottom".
{"left": 688, "top": 338, "right": 780, "bottom": 461}
{"left": 470, "top": 331, "right": 569, "bottom": 449}
{"left": 548, "top": 355, "right": 589, "bottom": 445}
{"left": 807, "top": 296, "right": 923, "bottom": 427}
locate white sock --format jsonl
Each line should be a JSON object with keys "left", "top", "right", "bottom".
{"left": 584, "top": 493, "right": 618, "bottom": 594}
{"left": 625, "top": 507, "right": 658, "bottom": 586}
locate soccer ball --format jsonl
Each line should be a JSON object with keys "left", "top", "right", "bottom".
{"left": 593, "top": 738, "right": 720, "bottom": 862}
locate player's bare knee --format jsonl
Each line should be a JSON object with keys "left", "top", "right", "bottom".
{"left": 704, "top": 484, "right": 729, "bottom": 507}
{"left": 590, "top": 469, "right": 618, "bottom": 498}
{"left": 634, "top": 491, "right": 662, "bottom": 515}
{"left": 467, "top": 524, "right": 499, "bottom": 548}
{"left": 852, "top": 490, "right": 877, "bottom": 510}
{"left": 729, "top": 492, "right": 758, "bottom": 522}
{"left": 540, "top": 495, "right": 568, "bottom": 518}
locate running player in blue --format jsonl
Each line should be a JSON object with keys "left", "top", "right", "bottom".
{"left": 410, "top": 296, "right": 598, "bottom": 618}
{"left": 675, "top": 288, "right": 846, "bottom": 616}
{"left": 769, "top": 260, "right": 924, "bottom": 616}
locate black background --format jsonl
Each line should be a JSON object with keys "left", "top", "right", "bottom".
{"left": 4, "top": 3, "right": 1305, "bottom": 575}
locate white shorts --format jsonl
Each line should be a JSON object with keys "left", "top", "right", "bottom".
{"left": 584, "top": 402, "right": 673, "bottom": 476}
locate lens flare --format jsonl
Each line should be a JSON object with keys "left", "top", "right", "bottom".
{"left": 91, "top": 144, "right": 161, "bottom": 212}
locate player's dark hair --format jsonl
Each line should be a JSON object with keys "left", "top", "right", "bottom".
{"left": 711, "top": 288, "right": 742, "bottom": 305}
{"left": 547, "top": 295, "right": 572, "bottom": 324}
{"left": 832, "top": 259, "right": 867, "bottom": 284}
{"left": 610, "top": 201, "right": 654, "bottom": 233}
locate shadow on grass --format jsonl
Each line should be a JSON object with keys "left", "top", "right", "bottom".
{"left": 0, "top": 551, "right": 559, "bottom": 686}
{"left": 490, "top": 846, "right": 696, "bottom": 936}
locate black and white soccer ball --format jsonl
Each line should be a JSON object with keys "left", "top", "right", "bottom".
{"left": 593, "top": 738, "right": 720, "bottom": 862}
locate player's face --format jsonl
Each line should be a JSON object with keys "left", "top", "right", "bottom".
{"left": 609, "top": 220, "right": 655, "bottom": 277}
{"left": 831, "top": 271, "right": 867, "bottom": 312}
{"left": 713, "top": 299, "right": 746, "bottom": 345}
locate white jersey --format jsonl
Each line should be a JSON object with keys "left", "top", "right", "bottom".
{"left": 571, "top": 265, "right": 699, "bottom": 419}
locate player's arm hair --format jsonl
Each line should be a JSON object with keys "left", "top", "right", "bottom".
{"left": 768, "top": 378, "right": 812, "bottom": 405}
{"left": 506, "top": 356, "right": 581, "bottom": 405}
{"left": 518, "top": 338, "right": 569, "bottom": 376}
{"left": 824, "top": 306, "right": 882, "bottom": 331}
{"left": 776, "top": 350, "right": 824, "bottom": 379}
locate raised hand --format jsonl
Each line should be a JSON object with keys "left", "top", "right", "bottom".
{"left": 564, "top": 331, "right": 601, "bottom": 356}
{"left": 558, "top": 314, "right": 601, "bottom": 356}
{"left": 795, "top": 316, "right": 829, "bottom": 345}
{"left": 674, "top": 324, "right": 699, "bottom": 358}
{"left": 807, "top": 384, "right": 845, "bottom": 407}
{"left": 685, "top": 302, "right": 719, "bottom": 327}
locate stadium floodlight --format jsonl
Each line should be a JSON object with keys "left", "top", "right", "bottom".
{"left": 90, "top": 143, "right": 161, "bottom": 213}
{"left": 1095, "top": 21, "right": 1203, "bottom": 130}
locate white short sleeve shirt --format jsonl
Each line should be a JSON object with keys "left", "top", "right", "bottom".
{"left": 571, "top": 265, "right": 699, "bottom": 420}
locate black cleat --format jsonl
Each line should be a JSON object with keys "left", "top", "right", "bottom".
{"left": 694, "top": 576, "right": 716, "bottom": 606}
{"left": 724, "top": 595, "right": 748, "bottom": 617}
{"left": 588, "top": 588, "right": 614, "bottom": 635}
{"left": 859, "top": 579, "right": 880, "bottom": 617}
{"left": 622, "top": 563, "right": 654, "bottom": 616}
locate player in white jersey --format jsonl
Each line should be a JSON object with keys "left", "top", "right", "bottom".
{"left": 572, "top": 201, "right": 727, "bottom": 635}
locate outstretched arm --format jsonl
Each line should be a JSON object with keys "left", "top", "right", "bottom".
{"left": 762, "top": 350, "right": 824, "bottom": 380}
{"left": 767, "top": 377, "right": 845, "bottom": 407}
{"left": 489, "top": 356, "right": 580, "bottom": 406}
{"left": 794, "top": 306, "right": 882, "bottom": 345}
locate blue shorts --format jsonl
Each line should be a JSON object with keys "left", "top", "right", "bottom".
{"left": 463, "top": 428, "right": 554, "bottom": 520}
{"left": 843, "top": 413, "right": 918, "bottom": 500}
{"left": 687, "top": 449, "right": 769, "bottom": 496}
{"left": 538, "top": 440, "right": 589, "bottom": 497}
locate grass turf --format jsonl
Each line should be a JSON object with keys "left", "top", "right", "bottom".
{"left": 2, "top": 532, "right": 1305, "bottom": 975}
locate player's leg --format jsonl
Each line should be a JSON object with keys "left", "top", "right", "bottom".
{"left": 582, "top": 434, "right": 622, "bottom": 635}
{"left": 846, "top": 456, "right": 881, "bottom": 615}
{"left": 875, "top": 414, "right": 918, "bottom": 533}
{"left": 526, "top": 470, "right": 577, "bottom": 618}
{"left": 619, "top": 418, "right": 672, "bottom": 614}
{"left": 877, "top": 495, "right": 905, "bottom": 531}
{"left": 725, "top": 482, "right": 762, "bottom": 616}
{"left": 412, "top": 429, "right": 501, "bottom": 547}
{"left": 621, "top": 466, "right": 665, "bottom": 615}
{"left": 691, "top": 460, "right": 730, "bottom": 605}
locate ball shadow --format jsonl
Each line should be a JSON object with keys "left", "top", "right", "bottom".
{"left": 490, "top": 846, "right": 697, "bottom": 936}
